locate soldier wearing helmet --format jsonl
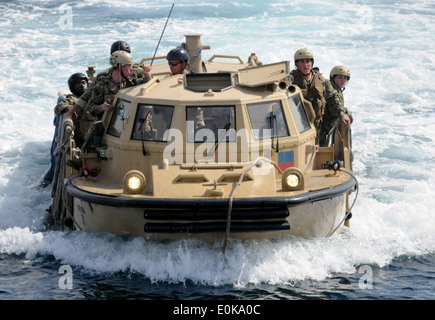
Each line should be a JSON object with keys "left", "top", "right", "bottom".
{"left": 54, "top": 73, "right": 90, "bottom": 145}
{"left": 319, "top": 65, "right": 353, "bottom": 146}
{"left": 103, "top": 40, "right": 152, "bottom": 85}
{"left": 167, "top": 47, "right": 190, "bottom": 75}
{"left": 66, "top": 47, "right": 151, "bottom": 123}
{"left": 290, "top": 48, "right": 335, "bottom": 139}
{"left": 41, "top": 72, "right": 90, "bottom": 187}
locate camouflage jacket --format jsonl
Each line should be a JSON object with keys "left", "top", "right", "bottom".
{"left": 322, "top": 80, "right": 352, "bottom": 127}
{"left": 318, "top": 81, "right": 352, "bottom": 146}
{"left": 54, "top": 93, "right": 94, "bottom": 147}
{"left": 291, "top": 69, "right": 335, "bottom": 126}
{"left": 92, "top": 63, "right": 147, "bottom": 85}
{"left": 75, "top": 65, "right": 149, "bottom": 117}
{"left": 54, "top": 94, "right": 78, "bottom": 115}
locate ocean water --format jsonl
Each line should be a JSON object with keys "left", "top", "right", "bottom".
{"left": 1, "top": 0, "right": 434, "bottom": 304}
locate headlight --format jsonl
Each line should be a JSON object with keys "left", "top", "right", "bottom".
{"left": 282, "top": 167, "right": 304, "bottom": 191}
{"left": 123, "top": 170, "right": 146, "bottom": 194}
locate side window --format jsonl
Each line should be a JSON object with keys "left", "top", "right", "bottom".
{"left": 186, "top": 106, "right": 236, "bottom": 143}
{"left": 289, "top": 95, "right": 311, "bottom": 133}
{"left": 107, "top": 99, "right": 131, "bottom": 137}
{"left": 247, "top": 100, "right": 289, "bottom": 140}
{"left": 131, "top": 104, "right": 174, "bottom": 142}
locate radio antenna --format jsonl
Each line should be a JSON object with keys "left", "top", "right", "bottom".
{"left": 150, "top": 3, "right": 174, "bottom": 66}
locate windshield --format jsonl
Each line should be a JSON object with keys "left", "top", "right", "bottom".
{"left": 106, "top": 98, "right": 132, "bottom": 138}
{"left": 289, "top": 95, "right": 311, "bottom": 133}
{"left": 247, "top": 100, "right": 289, "bottom": 140}
{"left": 186, "top": 106, "right": 236, "bottom": 143}
{"left": 131, "top": 104, "right": 174, "bottom": 142}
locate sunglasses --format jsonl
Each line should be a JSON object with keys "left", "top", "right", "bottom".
{"left": 168, "top": 61, "right": 180, "bottom": 66}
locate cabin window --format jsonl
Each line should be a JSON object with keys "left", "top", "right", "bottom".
{"left": 247, "top": 100, "right": 289, "bottom": 140}
{"left": 186, "top": 106, "right": 236, "bottom": 143}
{"left": 289, "top": 95, "right": 311, "bottom": 133}
{"left": 131, "top": 104, "right": 174, "bottom": 142}
{"left": 106, "top": 99, "right": 132, "bottom": 138}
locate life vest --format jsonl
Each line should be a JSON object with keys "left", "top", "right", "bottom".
{"left": 291, "top": 69, "right": 327, "bottom": 125}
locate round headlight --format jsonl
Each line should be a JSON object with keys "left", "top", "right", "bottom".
{"left": 282, "top": 167, "right": 304, "bottom": 191}
{"left": 123, "top": 170, "right": 146, "bottom": 194}
{"left": 286, "top": 174, "right": 300, "bottom": 188}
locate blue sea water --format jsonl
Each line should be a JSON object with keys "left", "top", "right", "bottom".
{"left": 0, "top": 0, "right": 435, "bottom": 305}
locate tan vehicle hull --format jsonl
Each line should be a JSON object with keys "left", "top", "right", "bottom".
{"left": 50, "top": 34, "right": 358, "bottom": 244}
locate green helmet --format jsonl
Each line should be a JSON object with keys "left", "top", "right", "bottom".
{"left": 294, "top": 48, "right": 314, "bottom": 63}
{"left": 330, "top": 65, "right": 351, "bottom": 79}
{"left": 109, "top": 50, "right": 134, "bottom": 67}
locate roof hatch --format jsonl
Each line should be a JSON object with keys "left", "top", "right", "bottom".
{"left": 184, "top": 73, "right": 233, "bottom": 92}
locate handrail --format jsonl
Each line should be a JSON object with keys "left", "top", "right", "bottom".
{"left": 208, "top": 54, "right": 244, "bottom": 64}
{"left": 139, "top": 56, "right": 167, "bottom": 66}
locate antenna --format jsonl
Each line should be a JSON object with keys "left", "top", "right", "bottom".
{"left": 150, "top": 3, "right": 174, "bottom": 66}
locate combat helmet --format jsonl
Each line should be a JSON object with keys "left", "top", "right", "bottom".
{"left": 110, "top": 50, "right": 134, "bottom": 67}
{"left": 294, "top": 48, "right": 314, "bottom": 63}
{"left": 330, "top": 65, "right": 351, "bottom": 80}
{"left": 110, "top": 40, "right": 131, "bottom": 54}
{"left": 167, "top": 48, "right": 190, "bottom": 63}
{"left": 68, "top": 73, "right": 88, "bottom": 96}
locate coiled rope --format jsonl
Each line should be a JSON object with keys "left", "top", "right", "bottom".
{"left": 50, "top": 117, "right": 75, "bottom": 228}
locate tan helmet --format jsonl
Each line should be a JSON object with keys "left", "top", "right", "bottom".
{"left": 294, "top": 48, "right": 314, "bottom": 62}
{"left": 110, "top": 50, "right": 134, "bottom": 67}
{"left": 330, "top": 65, "right": 351, "bottom": 79}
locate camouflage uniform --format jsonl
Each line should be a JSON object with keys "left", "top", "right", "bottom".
{"left": 291, "top": 69, "right": 336, "bottom": 128}
{"left": 54, "top": 94, "right": 91, "bottom": 148}
{"left": 74, "top": 65, "right": 149, "bottom": 150}
{"left": 318, "top": 80, "right": 352, "bottom": 146}
{"left": 75, "top": 66, "right": 148, "bottom": 118}
{"left": 93, "top": 63, "right": 147, "bottom": 85}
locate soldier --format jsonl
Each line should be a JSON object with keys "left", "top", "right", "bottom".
{"left": 133, "top": 105, "right": 158, "bottom": 141}
{"left": 211, "top": 107, "right": 232, "bottom": 141}
{"left": 40, "top": 73, "right": 89, "bottom": 187}
{"left": 65, "top": 50, "right": 151, "bottom": 119}
{"left": 319, "top": 65, "right": 353, "bottom": 146}
{"left": 92, "top": 40, "right": 152, "bottom": 85}
{"left": 290, "top": 48, "right": 336, "bottom": 142}
{"left": 167, "top": 47, "right": 190, "bottom": 75}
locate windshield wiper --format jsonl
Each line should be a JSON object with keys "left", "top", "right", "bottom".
{"left": 267, "top": 112, "right": 280, "bottom": 152}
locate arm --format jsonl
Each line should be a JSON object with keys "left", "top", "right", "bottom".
{"left": 324, "top": 80, "right": 352, "bottom": 127}
{"left": 85, "top": 80, "right": 114, "bottom": 117}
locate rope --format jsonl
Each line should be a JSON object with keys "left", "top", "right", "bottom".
{"left": 328, "top": 167, "right": 359, "bottom": 237}
{"left": 50, "top": 117, "right": 75, "bottom": 227}
{"left": 222, "top": 157, "right": 282, "bottom": 253}
{"left": 221, "top": 156, "right": 359, "bottom": 252}
{"left": 303, "top": 145, "right": 319, "bottom": 175}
